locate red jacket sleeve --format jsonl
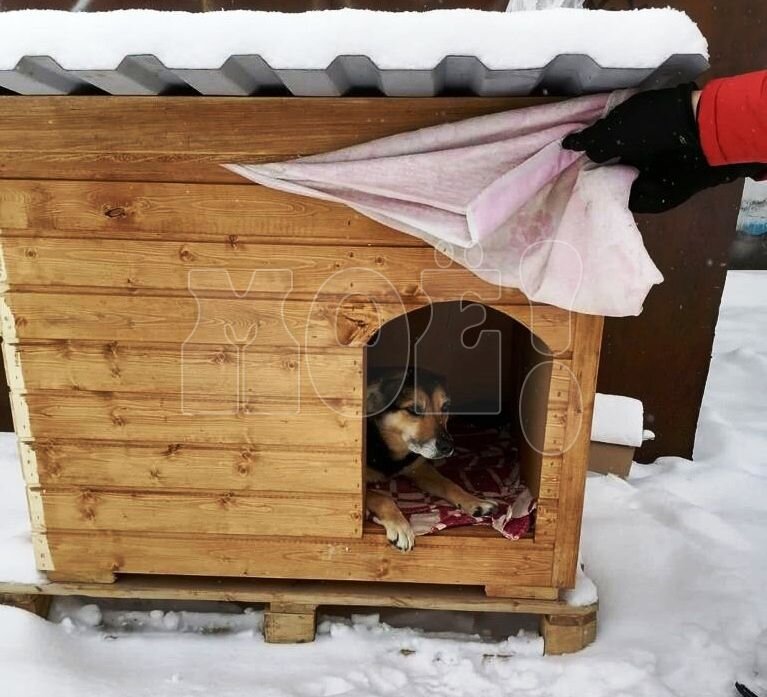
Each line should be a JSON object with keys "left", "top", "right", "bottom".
{"left": 697, "top": 70, "right": 767, "bottom": 166}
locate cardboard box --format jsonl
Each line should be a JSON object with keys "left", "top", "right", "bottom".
{"left": 588, "top": 441, "right": 634, "bottom": 478}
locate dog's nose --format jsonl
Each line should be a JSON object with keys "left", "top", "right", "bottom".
{"left": 436, "top": 435, "right": 454, "bottom": 457}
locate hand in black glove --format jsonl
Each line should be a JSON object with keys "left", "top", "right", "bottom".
{"left": 629, "top": 152, "right": 766, "bottom": 213}
{"left": 563, "top": 83, "right": 766, "bottom": 213}
{"left": 562, "top": 83, "right": 700, "bottom": 166}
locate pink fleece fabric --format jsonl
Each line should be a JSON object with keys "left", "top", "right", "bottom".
{"left": 227, "top": 92, "right": 662, "bottom": 317}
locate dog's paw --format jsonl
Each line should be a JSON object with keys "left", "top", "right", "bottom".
{"left": 380, "top": 519, "right": 415, "bottom": 552}
{"left": 462, "top": 498, "right": 499, "bottom": 517}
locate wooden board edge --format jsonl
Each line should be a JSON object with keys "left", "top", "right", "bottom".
{"left": 30, "top": 532, "right": 54, "bottom": 572}
{"left": 551, "top": 313, "right": 604, "bottom": 588}
{"left": 0, "top": 576, "right": 596, "bottom": 617}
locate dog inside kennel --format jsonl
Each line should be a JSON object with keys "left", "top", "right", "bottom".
{"left": 365, "top": 300, "right": 564, "bottom": 548}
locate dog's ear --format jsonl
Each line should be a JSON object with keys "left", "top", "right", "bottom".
{"left": 366, "top": 382, "right": 389, "bottom": 416}
{"left": 366, "top": 371, "right": 406, "bottom": 416}
{"left": 413, "top": 367, "right": 446, "bottom": 393}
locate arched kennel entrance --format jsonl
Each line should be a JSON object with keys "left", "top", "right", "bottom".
{"left": 364, "top": 300, "right": 580, "bottom": 548}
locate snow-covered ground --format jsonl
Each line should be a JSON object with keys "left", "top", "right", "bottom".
{"left": 0, "top": 432, "right": 41, "bottom": 584}
{"left": 1, "top": 270, "right": 766, "bottom": 697}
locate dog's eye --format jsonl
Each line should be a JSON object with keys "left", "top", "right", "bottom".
{"left": 405, "top": 406, "right": 421, "bottom": 417}
{"left": 441, "top": 402, "right": 451, "bottom": 412}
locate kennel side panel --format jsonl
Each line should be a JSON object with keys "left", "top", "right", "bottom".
{"left": 0, "top": 234, "right": 530, "bottom": 305}
{"left": 536, "top": 361, "right": 574, "bottom": 548}
{"left": 0, "top": 180, "right": 422, "bottom": 247}
{"left": 0, "top": 96, "right": 549, "bottom": 186}
{"left": 538, "top": 456, "right": 562, "bottom": 500}
{"left": 511, "top": 324, "right": 575, "bottom": 554}
{"left": 0, "top": 152, "right": 247, "bottom": 185}
{"left": 515, "top": 355, "right": 572, "bottom": 498}
{"left": 0, "top": 292, "right": 387, "bottom": 349}
{"left": 36, "top": 529, "right": 553, "bottom": 587}
{"left": 0, "top": 96, "right": 550, "bottom": 163}
{"left": 6, "top": 341, "right": 362, "bottom": 403}
{"left": 1, "top": 293, "right": 574, "bottom": 355}
{"left": 19, "top": 391, "right": 361, "bottom": 447}
{"left": 552, "top": 313, "right": 603, "bottom": 588}
{"left": 27, "top": 488, "right": 362, "bottom": 539}
{"left": 21, "top": 440, "right": 361, "bottom": 494}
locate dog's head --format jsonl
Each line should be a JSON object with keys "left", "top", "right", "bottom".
{"left": 366, "top": 368, "right": 453, "bottom": 460}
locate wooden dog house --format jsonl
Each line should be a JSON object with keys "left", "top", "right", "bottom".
{"left": 0, "top": 96, "right": 601, "bottom": 649}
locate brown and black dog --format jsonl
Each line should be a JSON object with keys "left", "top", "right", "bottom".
{"left": 366, "top": 368, "right": 498, "bottom": 552}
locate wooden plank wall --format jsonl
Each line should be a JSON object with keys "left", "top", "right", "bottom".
{"left": 0, "top": 96, "right": 588, "bottom": 582}
{"left": 0, "top": 101, "right": 540, "bottom": 439}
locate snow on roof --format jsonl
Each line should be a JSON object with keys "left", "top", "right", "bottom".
{"left": 0, "top": 8, "right": 708, "bottom": 96}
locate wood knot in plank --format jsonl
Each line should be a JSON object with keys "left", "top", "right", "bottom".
{"left": 228, "top": 235, "right": 240, "bottom": 249}
{"left": 163, "top": 443, "right": 183, "bottom": 457}
{"left": 103, "top": 342, "right": 120, "bottom": 370}
{"left": 78, "top": 490, "right": 98, "bottom": 520}
{"left": 211, "top": 349, "right": 233, "bottom": 365}
{"left": 104, "top": 206, "right": 127, "bottom": 219}
{"left": 56, "top": 339, "right": 74, "bottom": 358}
{"left": 179, "top": 246, "right": 196, "bottom": 262}
{"left": 110, "top": 410, "right": 126, "bottom": 427}
{"left": 376, "top": 558, "right": 391, "bottom": 579}
{"left": 41, "top": 461, "right": 61, "bottom": 479}
{"left": 239, "top": 447, "right": 256, "bottom": 461}
{"left": 218, "top": 492, "right": 236, "bottom": 508}
{"left": 24, "top": 247, "right": 37, "bottom": 259}
{"left": 335, "top": 305, "right": 377, "bottom": 347}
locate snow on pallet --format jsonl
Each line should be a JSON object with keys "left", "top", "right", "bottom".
{"left": 0, "top": 8, "right": 708, "bottom": 95}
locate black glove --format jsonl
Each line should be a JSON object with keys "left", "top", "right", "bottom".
{"left": 629, "top": 151, "right": 766, "bottom": 213}
{"left": 563, "top": 83, "right": 700, "bottom": 166}
{"left": 563, "top": 83, "right": 766, "bottom": 213}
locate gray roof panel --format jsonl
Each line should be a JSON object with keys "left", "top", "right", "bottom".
{"left": 0, "top": 52, "right": 708, "bottom": 96}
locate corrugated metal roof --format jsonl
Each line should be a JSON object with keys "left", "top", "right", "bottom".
{"left": 0, "top": 53, "right": 708, "bottom": 96}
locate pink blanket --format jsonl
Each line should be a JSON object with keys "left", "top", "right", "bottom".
{"left": 227, "top": 92, "right": 662, "bottom": 317}
{"left": 367, "top": 419, "right": 534, "bottom": 540}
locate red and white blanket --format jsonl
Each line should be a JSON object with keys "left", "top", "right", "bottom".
{"left": 367, "top": 420, "right": 536, "bottom": 540}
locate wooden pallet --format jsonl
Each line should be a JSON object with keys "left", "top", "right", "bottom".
{"left": 0, "top": 575, "right": 596, "bottom": 654}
